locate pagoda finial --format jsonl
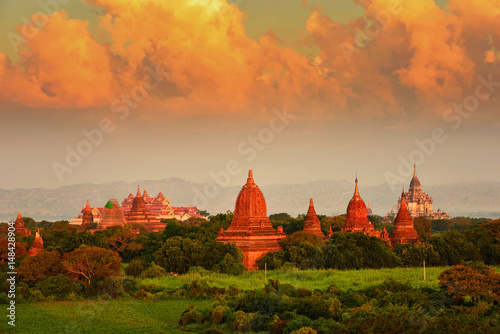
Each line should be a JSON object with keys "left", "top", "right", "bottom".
{"left": 401, "top": 191, "right": 406, "bottom": 204}
{"left": 85, "top": 200, "right": 91, "bottom": 210}
{"left": 354, "top": 176, "right": 360, "bottom": 197}
{"left": 413, "top": 164, "right": 417, "bottom": 177}
{"left": 17, "top": 211, "right": 22, "bottom": 219}
{"left": 247, "top": 170, "right": 254, "bottom": 184}
{"left": 136, "top": 185, "right": 141, "bottom": 197}
{"left": 309, "top": 198, "right": 314, "bottom": 206}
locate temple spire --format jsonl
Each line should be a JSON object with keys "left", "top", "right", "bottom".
{"left": 85, "top": 200, "right": 91, "bottom": 210}
{"left": 17, "top": 211, "right": 22, "bottom": 220}
{"left": 247, "top": 170, "right": 254, "bottom": 184}
{"left": 413, "top": 164, "right": 417, "bottom": 178}
{"left": 354, "top": 176, "right": 360, "bottom": 198}
{"left": 136, "top": 185, "right": 141, "bottom": 197}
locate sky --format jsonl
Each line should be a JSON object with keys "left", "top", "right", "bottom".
{"left": 0, "top": 0, "right": 499, "bottom": 195}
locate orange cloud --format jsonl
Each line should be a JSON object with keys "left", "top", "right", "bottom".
{"left": 0, "top": 0, "right": 498, "bottom": 119}
{"left": 1, "top": 11, "right": 119, "bottom": 108}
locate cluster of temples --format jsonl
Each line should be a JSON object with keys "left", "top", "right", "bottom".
{"left": 12, "top": 211, "right": 44, "bottom": 257}
{"left": 12, "top": 167, "right": 447, "bottom": 269}
{"left": 217, "top": 170, "right": 422, "bottom": 270}
{"left": 71, "top": 187, "right": 206, "bottom": 232}
{"left": 386, "top": 165, "right": 450, "bottom": 220}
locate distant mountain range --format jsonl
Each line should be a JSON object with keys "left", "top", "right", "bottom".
{"left": 1, "top": 178, "right": 499, "bottom": 221}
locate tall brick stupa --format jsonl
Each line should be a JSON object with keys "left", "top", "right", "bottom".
{"left": 28, "top": 230, "right": 44, "bottom": 256}
{"left": 302, "top": 199, "right": 326, "bottom": 240}
{"left": 390, "top": 191, "right": 420, "bottom": 246}
{"left": 80, "top": 200, "right": 94, "bottom": 231}
{"left": 14, "top": 211, "right": 31, "bottom": 236}
{"left": 341, "top": 177, "right": 380, "bottom": 237}
{"left": 217, "top": 170, "right": 286, "bottom": 270}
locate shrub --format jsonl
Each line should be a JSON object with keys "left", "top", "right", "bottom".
{"left": 210, "top": 304, "right": 230, "bottom": 325}
{"left": 343, "top": 305, "right": 427, "bottom": 333}
{"left": 188, "top": 266, "right": 211, "bottom": 276}
{"left": 231, "top": 310, "right": 253, "bottom": 332}
{"left": 125, "top": 259, "right": 146, "bottom": 277}
{"left": 179, "top": 305, "right": 204, "bottom": 326}
{"left": 0, "top": 293, "right": 9, "bottom": 304}
{"left": 439, "top": 263, "right": 500, "bottom": 303}
{"left": 35, "top": 275, "right": 80, "bottom": 301}
{"left": 29, "top": 289, "right": 45, "bottom": 302}
{"left": 139, "top": 262, "right": 167, "bottom": 278}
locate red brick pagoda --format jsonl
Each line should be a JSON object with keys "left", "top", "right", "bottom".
{"left": 302, "top": 199, "right": 326, "bottom": 240}
{"left": 341, "top": 177, "right": 380, "bottom": 237}
{"left": 80, "top": 200, "right": 94, "bottom": 231}
{"left": 217, "top": 170, "right": 286, "bottom": 270}
{"left": 124, "top": 186, "right": 164, "bottom": 232}
{"left": 97, "top": 199, "right": 127, "bottom": 230}
{"left": 14, "top": 211, "right": 31, "bottom": 236}
{"left": 28, "top": 230, "right": 44, "bottom": 256}
{"left": 390, "top": 191, "right": 420, "bottom": 246}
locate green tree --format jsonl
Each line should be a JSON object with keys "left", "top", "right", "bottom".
{"left": 35, "top": 274, "right": 81, "bottom": 300}
{"left": 18, "top": 250, "right": 62, "bottom": 285}
{"left": 154, "top": 237, "right": 204, "bottom": 274}
{"left": 62, "top": 247, "right": 122, "bottom": 289}
{"left": 413, "top": 217, "right": 432, "bottom": 237}
{"left": 104, "top": 228, "right": 143, "bottom": 262}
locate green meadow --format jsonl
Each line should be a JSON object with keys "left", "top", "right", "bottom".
{"left": 3, "top": 266, "right": 499, "bottom": 334}
{"left": 139, "top": 266, "right": 445, "bottom": 292}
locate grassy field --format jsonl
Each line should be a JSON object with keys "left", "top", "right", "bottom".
{"left": 3, "top": 266, "right": 499, "bottom": 333}
{"left": 140, "top": 266, "right": 449, "bottom": 292}
{"left": 0, "top": 299, "right": 213, "bottom": 334}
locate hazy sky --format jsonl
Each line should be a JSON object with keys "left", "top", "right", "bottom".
{"left": 0, "top": 0, "right": 499, "bottom": 192}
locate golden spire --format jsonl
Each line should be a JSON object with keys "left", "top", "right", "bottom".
{"left": 136, "top": 185, "right": 141, "bottom": 197}
{"left": 247, "top": 170, "right": 255, "bottom": 184}
{"left": 353, "top": 176, "right": 360, "bottom": 198}
{"left": 413, "top": 164, "right": 417, "bottom": 178}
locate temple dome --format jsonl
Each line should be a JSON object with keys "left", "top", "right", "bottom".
{"left": 232, "top": 170, "right": 268, "bottom": 226}
{"left": 409, "top": 164, "right": 421, "bottom": 189}
{"left": 342, "top": 177, "right": 379, "bottom": 237}
{"left": 346, "top": 178, "right": 369, "bottom": 220}
{"left": 132, "top": 186, "right": 147, "bottom": 210}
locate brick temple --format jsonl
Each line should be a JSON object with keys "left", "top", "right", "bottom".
{"left": 79, "top": 200, "right": 94, "bottom": 231}
{"left": 302, "top": 198, "right": 326, "bottom": 239}
{"left": 390, "top": 191, "right": 420, "bottom": 245}
{"left": 28, "top": 230, "right": 44, "bottom": 256}
{"left": 124, "top": 186, "right": 165, "bottom": 232}
{"left": 97, "top": 199, "right": 127, "bottom": 230}
{"left": 217, "top": 170, "right": 286, "bottom": 270}
{"left": 341, "top": 177, "right": 380, "bottom": 238}
{"left": 14, "top": 211, "right": 31, "bottom": 236}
